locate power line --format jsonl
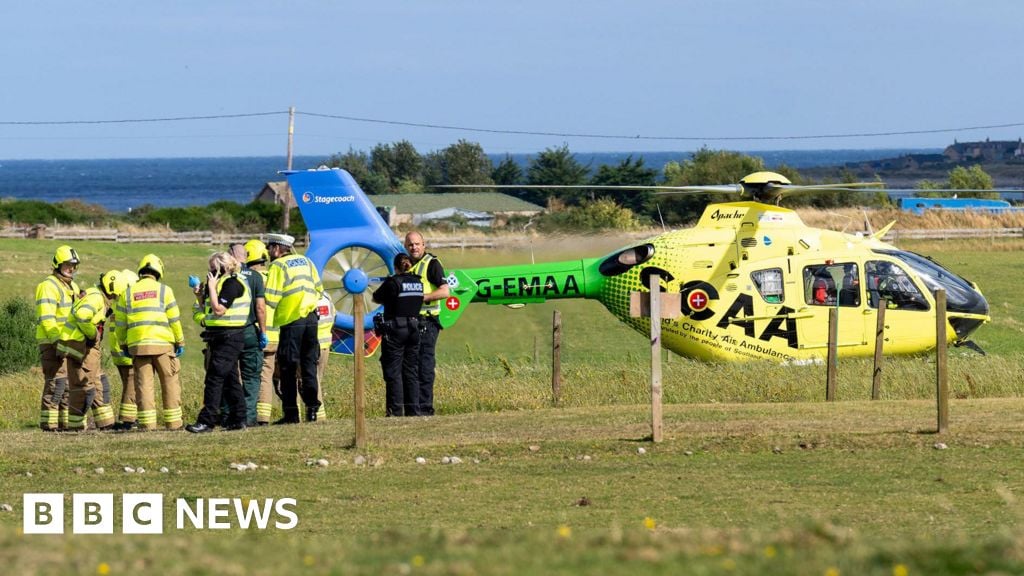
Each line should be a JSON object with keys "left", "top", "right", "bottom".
{"left": 299, "top": 110, "right": 1024, "bottom": 142}
{"left": 0, "top": 111, "right": 287, "bottom": 126}
{"left": 2, "top": 108, "right": 1023, "bottom": 142}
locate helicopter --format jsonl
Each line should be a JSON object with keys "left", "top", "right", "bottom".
{"left": 287, "top": 168, "right": 991, "bottom": 362}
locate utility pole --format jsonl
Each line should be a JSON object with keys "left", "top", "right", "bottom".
{"left": 282, "top": 106, "right": 295, "bottom": 232}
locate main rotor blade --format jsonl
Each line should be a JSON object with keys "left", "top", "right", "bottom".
{"left": 433, "top": 184, "right": 742, "bottom": 193}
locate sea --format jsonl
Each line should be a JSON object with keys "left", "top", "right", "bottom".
{"left": 0, "top": 149, "right": 937, "bottom": 213}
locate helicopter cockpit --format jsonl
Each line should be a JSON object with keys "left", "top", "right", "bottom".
{"left": 871, "top": 249, "right": 990, "bottom": 339}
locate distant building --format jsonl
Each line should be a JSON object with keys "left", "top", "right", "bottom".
{"left": 943, "top": 138, "right": 1023, "bottom": 163}
{"left": 254, "top": 181, "right": 296, "bottom": 209}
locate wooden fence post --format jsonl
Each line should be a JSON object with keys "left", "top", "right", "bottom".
{"left": 353, "top": 297, "right": 367, "bottom": 449}
{"left": 826, "top": 307, "right": 838, "bottom": 401}
{"left": 551, "top": 311, "right": 561, "bottom": 406}
{"left": 871, "top": 299, "right": 886, "bottom": 400}
{"left": 935, "top": 289, "right": 949, "bottom": 434}
{"left": 648, "top": 273, "right": 664, "bottom": 443}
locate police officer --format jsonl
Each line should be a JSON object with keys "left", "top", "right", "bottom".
{"left": 264, "top": 233, "right": 323, "bottom": 424}
{"left": 35, "top": 245, "right": 81, "bottom": 431}
{"left": 115, "top": 254, "right": 185, "bottom": 431}
{"left": 109, "top": 269, "right": 139, "bottom": 430}
{"left": 57, "top": 269, "right": 125, "bottom": 431}
{"left": 245, "top": 239, "right": 277, "bottom": 425}
{"left": 228, "top": 243, "right": 266, "bottom": 426}
{"left": 404, "top": 231, "right": 449, "bottom": 416}
{"left": 186, "top": 252, "right": 251, "bottom": 433}
{"left": 372, "top": 253, "right": 424, "bottom": 417}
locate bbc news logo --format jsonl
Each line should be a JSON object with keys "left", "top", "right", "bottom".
{"left": 23, "top": 493, "right": 298, "bottom": 534}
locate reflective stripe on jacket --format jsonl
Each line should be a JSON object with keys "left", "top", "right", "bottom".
{"left": 254, "top": 267, "right": 279, "bottom": 344}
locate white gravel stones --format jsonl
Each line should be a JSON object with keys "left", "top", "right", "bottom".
{"left": 123, "top": 466, "right": 135, "bottom": 474}
{"left": 415, "top": 457, "right": 427, "bottom": 465}
{"left": 159, "top": 467, "right": 170, "bottom": 474}
{"left": 94, "top": 467, "right": 105, "bottom": 474}
{"left": 230, "top": 462, "right": 260, "bottom": 471}
{"left": 0, "top": 504, "right": 13, "bottom": 512}
{"left": 934, "top": 442, "right": 949, "bottom": 450}
{"left": 316, "top": 459, "right": 329, "bottom": 467}
{"left": 353, "top": 455, "right": 367, "bottom": 466}
{"left": 637, "top": 447, "right": 647, "bottom": 455}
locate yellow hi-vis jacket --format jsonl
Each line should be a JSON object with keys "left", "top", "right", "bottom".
{"left": 107, "top": 314, "right": 132, "bottom": 367}
{"left": 35, "top": 274, "right": 80, "bottom": 344}
{"left": 56, "top": 287, "right": 107, "bottom": 360}
{"left": 115, "top": 277, "right": 184, "bottom": 355}
{"left": 252, "top": 266, "right": 278, "bottom": 346}
{"left": 265, "top": 253, "right": 322, "bottom": 327}
{"left": 315, "top": 293, "right": 335, "bottom": 350}
{"left": 191, "top": 274, "right": 251, "bottom": 328}
{"left": 411, "top": 254, "right": 442, "bottom": 317}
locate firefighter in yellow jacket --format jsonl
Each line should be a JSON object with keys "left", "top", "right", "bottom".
{"left": 114, "top": 254, "right": 185, "bottom": 431}
{"left": 245, "top": 239, "right": 278, "bottom": 425}
{"left": 57, "top": 270, "right": 128, "bottom": 431}
{"left": 264, "top": 233, "right": 323, "bottom": 424}
{"left": 109, "top": 269, "right": 139, "bottom": 430}
{"left": 36, "top": 245, "right": 81, "bottom": 431}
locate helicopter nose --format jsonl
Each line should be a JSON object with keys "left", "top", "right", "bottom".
{"left": 946, "top": 288, "right": 989, "bottom": 341}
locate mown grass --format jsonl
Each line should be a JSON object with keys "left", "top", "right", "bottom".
{"left": 3, "top": 401, "right": 1024, "bottom": 575}
{"left": 1, "top": 235, "right": 1023, "bottom": 574}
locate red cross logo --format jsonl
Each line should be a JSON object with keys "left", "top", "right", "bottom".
{"left": 688, "top": 290, "right": 709, "bottom": 311}
{"left": 445, "top": 296, "right": 460, "bottom": 311}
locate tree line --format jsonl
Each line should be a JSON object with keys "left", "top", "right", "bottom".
{"left": 327, "top": 141, "right": 1000, "bottom": 227}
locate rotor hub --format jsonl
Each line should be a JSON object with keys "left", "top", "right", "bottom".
{"left": 343, "top": 268, "right": 369, "bottom": 294}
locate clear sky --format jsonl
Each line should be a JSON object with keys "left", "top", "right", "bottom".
{"left": 2, "top": 1, "right": 1022, "bottom": 160}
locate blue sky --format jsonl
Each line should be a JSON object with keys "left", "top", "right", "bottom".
{"left": 2, "top": 1, "right": 1022, "bottom": 159}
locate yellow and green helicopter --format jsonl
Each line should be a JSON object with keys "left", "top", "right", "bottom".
{"left": 436, "top": 172, "right": 990, "bottom": 362}
{"left": 289, "top": 169, "right": 989, "bottom": 362}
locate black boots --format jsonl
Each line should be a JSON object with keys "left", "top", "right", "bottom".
{"left": 305, "top": 407, "right": 319, "bottom": 422}
{"left": 273, "top": 408, "right": 300, "bottom": 425}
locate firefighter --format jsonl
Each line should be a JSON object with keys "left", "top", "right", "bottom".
{"left": 58, "top": 270, "right": 127, "bottom": 431}
{"left": 264, "top": 233, "right": 322, "bottom": 424}
{"left": 109, "top": 269, "right": 139, "bottom": 430}
{"left": 35, "top": 245, "right": 81, "bottom": 431}
{"left": 372, "top": 253, "right": 424, "bottom": 417}
{"left": 404, "top": 231, "right": 449, "bottom": 416}
{"left": 185, "top": 252, "right": 251, "bottom": 433}
{"left": 311, "top": 289, "right": 334, "bottom": 421}
{"left": 245, "top": 239, "right": 276, "bottom": 425}
{"left": 114, "top": 254, "right": 185, "bottom": 431}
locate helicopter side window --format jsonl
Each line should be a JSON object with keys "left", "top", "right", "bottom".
{"left": 803, "top": 265, "right": 836, "bottom": 306}
{"left": 751, "top": 268, "right": 784, "bottom": 304}
{"left": 836, "top": 263, "right": 861, "bottom": 307}
{"left": 866, "top": 260, "right": 929, "bottom": 311}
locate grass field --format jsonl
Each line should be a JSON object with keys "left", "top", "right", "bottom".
{"left": 1, "top": 234, "right": 1023, "bottom": 574}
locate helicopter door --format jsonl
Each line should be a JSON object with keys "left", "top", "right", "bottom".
{"left": 796, "top": 262, "right": 869, "bottom": 354}
{"left": 864, "top": 260, "right": 933, "bottom": 354}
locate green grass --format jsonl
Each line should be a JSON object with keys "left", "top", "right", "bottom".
{"left": 2, "top": 236, "right": 1024, "bottom": 574}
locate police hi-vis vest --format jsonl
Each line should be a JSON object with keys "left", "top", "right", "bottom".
{"left": 192, "top": 275, "right": 252, "bottom": 328}
{"left": 56, "top": 287, "right": 107, "bottom": 360}
{"left": 115, "top": 277, "right": 184, "bottom": 351}
{"left": 316, "top": 293, "right": 335, "bottom": 350}
{"left": 266, "top": 253, "right": 322, "bottom": 327}
{"left": 35, "top": 274, "right": 80, "bottom": 344}
{"left": 254, "top": 267, "right": 279, "bottom": 346}
{"left": 410, "top": 254, "right": 441, "bottom": 316}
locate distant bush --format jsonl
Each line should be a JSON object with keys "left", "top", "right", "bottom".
{"left": 537, "top": 198, "right": 644, "bottom": 232}
{"left": 0, "top": 297, "right": 38, "bottom": 374}
{"left": 128, "top": 200, "right": 302, "bottom": 233}
{"left": 1, "top": 199, "right": 93, "bottom": 226}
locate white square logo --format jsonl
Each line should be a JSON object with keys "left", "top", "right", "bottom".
{"left": 73, "top": 494, "right": 114, "bottom": 534}
{"left": 23, "top": 493, "right": 64, "bottom": 534}
{"left": 123, "top": 493, "right": 164, "bottom": 534}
